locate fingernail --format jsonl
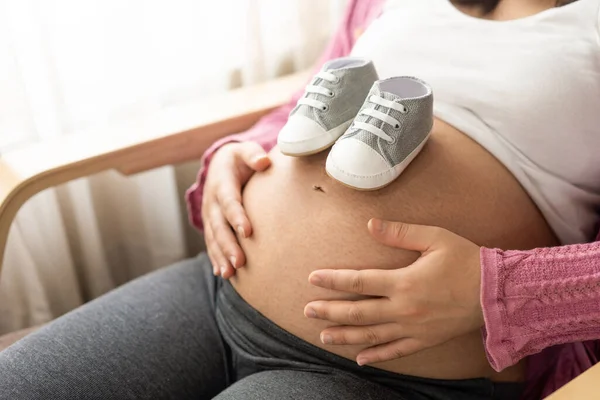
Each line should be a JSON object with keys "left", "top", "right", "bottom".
{"left": 357, "top": 357, "right": 368, "bottom": 366}
{"left": 310, "top": 273, "right": 323, "bottom": 286}
{"left": 251, "top": 154, "right": 267, "bottom": 164}
{"left": 321, "top": 333, "right": 333, "bottom": 344}
{"left": 220, "top": 266, "right": 227, "bottom": 276}
{"left": 230, "top": 256, "right": 237, "bottom": 269}
{"left": 237, "top": 225, "right": 246, "bottom": 238}
{"left": 305, "top": 307, "right": 317, "bottom": 318}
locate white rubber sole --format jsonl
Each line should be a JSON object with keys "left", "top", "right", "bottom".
{"left": 278, "top": 120, "right": 353, "bottom": 157}
{"left": 325, "top": 134, "right": 430, "bottom": 191}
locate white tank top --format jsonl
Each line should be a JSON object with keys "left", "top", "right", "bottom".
{"left": 351, "top": 0, "right": 600, "bottom": 244}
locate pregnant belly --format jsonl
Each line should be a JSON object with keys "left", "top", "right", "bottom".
{"left": 230, "top": 119, "right": 558, "bottom": 381}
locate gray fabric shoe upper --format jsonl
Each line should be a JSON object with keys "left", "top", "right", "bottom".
{"left": 338, "top": 77, "right": 433, "bottom": 167}
{"left": 291, "top": 57, "right": 378, "bottom": 132}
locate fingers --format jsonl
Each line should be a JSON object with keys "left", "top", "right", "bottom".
{"left": 204, "top": 223, "right": 219, "bottom": 275}
{"left": 217, "top": 141, "right": 267, "bottom": 238}
{"left": 236, "top": 141, "right": 271, "bottom": 172}
{"left": 204, "top": 223, "right": 229, "bottom": 277}
{"left": 308, "top": 269, "right": 394, "bottom": 296}
{"left": 216, "top": 180, "right": 252, "bottom": 240}
{"left": 304, "top": 298, "right": 392, "bottom": 326}
{"left": 368, "top": 218, "right": 444, "bottom": 252}
{"left": 209, "top": 205, "right": 246, "bottom": 272}
{"left": 355, "top": 337, "right": 423, "bottom": 366}
{"left": 318, "top": 323, "right": 401, "bottom": 347}
{"left": 202, "top": 141, "right": 270, "bottom": 278}
{"left": 201, "top": 142, "right": 266, "bottom": 279}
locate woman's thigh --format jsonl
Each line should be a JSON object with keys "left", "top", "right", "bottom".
{"left": 0, "top": 254, "right": 228, "bottom": 400}
{"left": 215, "top": 370, "right": 402, "bottom": 400}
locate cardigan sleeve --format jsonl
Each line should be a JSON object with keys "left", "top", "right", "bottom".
{"left": 480, "top": 233, "right": 600, "bottom": 371}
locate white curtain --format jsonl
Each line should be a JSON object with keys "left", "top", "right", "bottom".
{"left": 0, "top": 0, "right": 347, "bottom": 334}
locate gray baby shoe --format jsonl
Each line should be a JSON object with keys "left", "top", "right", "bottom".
{"left": 326, "top": 76, "right": 433, "bottom": 190}
{"left": 277, "top": 57, "right": 378, "bottom": 156}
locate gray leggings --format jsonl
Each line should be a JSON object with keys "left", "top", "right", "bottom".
{"left": 0, "top": 254, "right": 523, "bottom": 399}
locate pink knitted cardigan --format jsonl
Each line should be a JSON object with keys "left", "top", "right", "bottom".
{"left": 186, "top": 1, "right": 600, "bottom": 398}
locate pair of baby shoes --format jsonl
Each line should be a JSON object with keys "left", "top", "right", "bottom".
{"left": 277, "top": 57, "right": 433, "bottom": 190}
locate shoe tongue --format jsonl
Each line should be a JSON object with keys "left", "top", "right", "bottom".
{"left": 352, "top": 83, "right": 403, "bottom": 132}
{"left": 321, "top": 59, "right": 344, "bottom": 73}
{"left": 369, "top": 83, "right": 400, "bottom": 103}
{"left": 322, "top": 63, "right": 336, "bottom": 73}
{"left": 293, "top": 62, "right": 340, "bottom": 118}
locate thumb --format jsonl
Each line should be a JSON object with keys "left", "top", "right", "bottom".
{"left": 238, "top": 142, "right": 271, "bottom": 172}
{"left": 368, "top": 218, "right": 443, "bottom": 252}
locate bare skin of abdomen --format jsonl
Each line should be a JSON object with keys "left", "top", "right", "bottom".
{"left": 230, "top": 119, "right": 559, "bottom": 381}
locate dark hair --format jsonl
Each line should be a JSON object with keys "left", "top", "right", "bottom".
{"left": 453, "top": 0, "right": 578, "bottom": 14}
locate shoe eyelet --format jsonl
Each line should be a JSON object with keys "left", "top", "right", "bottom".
{"left": 327, "top": 91, "right": 335, "bottom": 98}
{"left": 332, "top": 76, "right": 340, "bottom": 84}
{"left": 321, "top": 105, "right": 329, "bottom": 112}
{"left": 400, "top": 106, "right": 409, "bottom": 114}
{"left": 389, "top": 137, "right": 397, "bottom": 144}
{"left": 394, "top": 124, "right": 400, "bottom": 129}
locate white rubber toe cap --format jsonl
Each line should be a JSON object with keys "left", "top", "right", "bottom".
{"left": 277, "top": 115, "right": 327, "bottom": 155}
{"left": 278, "top": 115, "right": 353, "bottom": 156}
{"left": 326, "top": 139, "right": 394, "bottom": 190}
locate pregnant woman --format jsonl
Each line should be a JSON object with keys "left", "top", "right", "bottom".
{"left": 1, "top": 0, "right": 599, "bottom": 399}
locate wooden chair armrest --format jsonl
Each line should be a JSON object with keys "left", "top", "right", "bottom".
{"left": 0, "top": 70, "right": 310, "bottom": 270}
{"left": 544, "top": 362, "right": 600, "bottom": 399}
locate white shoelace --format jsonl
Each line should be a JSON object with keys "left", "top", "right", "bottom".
{"left": 352, "top": 95, "right": 407, "bottom": 143}
{"left": 297, "top": 71, "right": 338, "bottom": 111}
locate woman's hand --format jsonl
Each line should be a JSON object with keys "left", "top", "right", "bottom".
{"left": 304, "top": 218, "right": 484, "bottom": 366}
{"left": 202, "top": 142, "right": 271, "bottom": 279}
